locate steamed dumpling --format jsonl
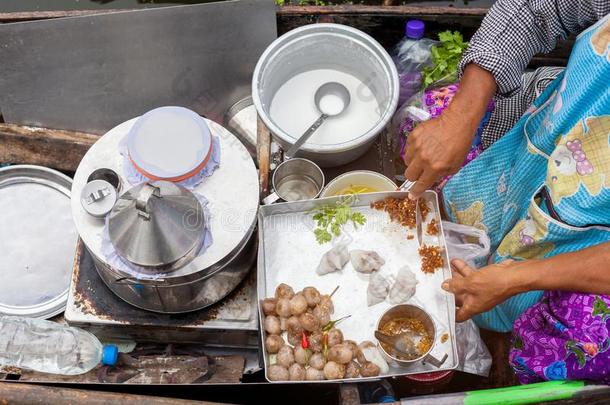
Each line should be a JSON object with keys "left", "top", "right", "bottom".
{"left": 388, "top": 265, "right": 418, "bottom": 304}
{"left": 350, "top": 250, "right": 385, "bottom": 273}
{"left": 367, "top": 272, "right": 390, "bottom": 306}
{"left": 317, "top": 243, "right": 350, "bottom": 275}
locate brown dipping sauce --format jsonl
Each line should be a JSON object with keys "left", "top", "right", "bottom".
{"left": 379, "top": 317, "right": 433, "bottom": 361}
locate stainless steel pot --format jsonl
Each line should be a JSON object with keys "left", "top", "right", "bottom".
{"left": 71, "top": 116, "right": 260, "bottom": 313}
{"left": 252, "top": 23, "right": 399, "bottom": 167}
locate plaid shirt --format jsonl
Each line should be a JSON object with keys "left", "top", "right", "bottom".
{"left": 459, "top": 0, "right": 610, "bottom": 96}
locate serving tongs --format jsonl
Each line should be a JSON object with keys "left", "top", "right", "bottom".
{"left": 398, "top": 180, "right": 424, "bottom": 247}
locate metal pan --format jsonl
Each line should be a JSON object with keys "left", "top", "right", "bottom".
{"left": 257, "top": 190, "right": 458, "bottom": 383}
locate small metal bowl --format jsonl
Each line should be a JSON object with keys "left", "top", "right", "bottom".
{"left": 376, "top": 304, "right": 437, "bottom": 367}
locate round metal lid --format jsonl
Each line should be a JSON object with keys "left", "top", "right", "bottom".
{"left": 127, "top": 106, "right": 213, "bottom": 182}
{"left": 0, "top": 165, "right": 77, "bottom": 318}
{"left": 72, "top": 117, "right": 259, "bottom": 282}
{"left": 108, "top": 181, "right": 205, "bottom": 269}
{"left": 81, "top": 179, "right": 118, "bottom": 218}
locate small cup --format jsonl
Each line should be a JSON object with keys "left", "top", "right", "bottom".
{"left": 87, "top": 168, "right": 122, "bottom": 194}
{"left": 262, "top": 158, "right": 325, "bottom": 204}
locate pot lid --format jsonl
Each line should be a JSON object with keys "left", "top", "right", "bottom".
{"left": 108, "top": 181, "right": 205, "bottom": 269}
{"left": 127, "top": 106, "right": 213, "bottom": 182}
{"left": 0, "top": 165, "right": 77, "bottom": 319}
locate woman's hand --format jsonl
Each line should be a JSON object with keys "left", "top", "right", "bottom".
{"left": 441, "top": 258, "right": 524, "bottom": 322}
{"left": 403, "top": 111, "right": 475, "bottom": 198}
{"left": 403, "top": 64, "right": 497, "bottom": 199}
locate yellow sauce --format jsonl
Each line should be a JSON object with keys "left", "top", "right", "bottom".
{"left": 334, "top": 184, "right": 378, "bottom": 196}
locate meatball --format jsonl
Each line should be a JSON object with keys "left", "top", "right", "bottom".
{"left": 275, "top": 283, "right": 295, "bottom": 300}
{"left": 309, "top": 352, "right": 326, "bottom": 370}
{"left": 286, "top": 316, "right": 304, "bottom": 335}
{"left": 261, "top": 298, "right": 277, "bottom": 316}
{"left": 345, "top": 361, "right": 360, "bottom": 378}
{"left": 319, "top": 294, "right": 334, "bottom": 313}
{"left": 305, "top": 367, "right": 325, "bottom": 381}
{"left": 327, "top": 328, "right": 343, "bottom": 347}
{"left": 277, "top": 345, "right": 295, "bottom": 368}
{"left": 294, "top": 346, "right": 309, "bottom": 366}
{"left": 288, "top": 363, "right": 306, "bottom": 381}
{"left": 328, "top": 344, "right": 353, "bottom": 364}
{"left": 299, "top": 312, "right": 321, "bottom": 332}
{"left": 313, "top": 305, "right": 331, "bottom": 326}
{"left": 265, "top": 335, "right": 284, "bottom": 354}
{"left": 360, "top": 361, "right": 381, "bottom": 377}
{"left": 290, "top": 293, "right": 308, "bottom": 316}
{"left": 276, "top": 298, "right": 292, "bottom": 318}
{"left": 323, "top": 361, "right": 346, "bottom": 380}
{"left": 302, "top": 286, "right": 321, "bottom": 308}
{"left": 308, "top": 331, "right": 324, "bottom": 352}
{"left": 343, "top": 340, "right": 362, "bottom": 362}
{"left": 268, "top": 364, "right": 289, "bottom": 381}
{"left": 264, "top": 315, "right": 281, "bottom": 335}
{"left": 287, "top": 332, "right": 301, "bottom": 347}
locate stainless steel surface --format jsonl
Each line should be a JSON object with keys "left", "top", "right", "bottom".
{"left": 257, "top": 191, "right": 458, "bottom": 383}
{"left": 108, "top": 181, "right": 205, "bottom": 270}
{"left": 262, "top": 158, "right": 325, "bottom": 204}
{"left": 81, "top": 179, "right": 117, "bottom": 218}
{"left": 0, "top": 1, "right": 277, "bottom": 133}
{"left": 284, "top": 82, "right": 351, "bottom": 159}
{"left": 0, "top": 165, "right": 77, "bottom": 319}
{"left": 376, "top": 304, "right": 447, "bottom": 368}
{"left": 252, "top": 23, "right": 399, "bottom": 167}
{"left": 71, "top": 117, "right": 259, "bottom": 313}
{"left": 224, "top": 97, "right": 257, "bottom": 160}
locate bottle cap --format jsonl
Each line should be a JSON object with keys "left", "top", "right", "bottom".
{"left": 405, "top": 19, "right": 425, "bottom": 39}
{"left": 102, "top": 345, "right": 119, "bottom": 366}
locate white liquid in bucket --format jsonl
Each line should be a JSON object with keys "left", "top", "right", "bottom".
{"left": 269, "top": 69, "right": 381, "bottom": 146}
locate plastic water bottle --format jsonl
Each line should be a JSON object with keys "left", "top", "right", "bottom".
{"left": 0, "top": 316, "right": 118, "bottom": 375}
{"left": 392, "top": 20, "right": 437, "bottom": 105}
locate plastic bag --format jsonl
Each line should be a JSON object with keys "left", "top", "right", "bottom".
{"left": 455, "top": 319, "right": 493, "bottom": 377}
{"left": 443, "top": 221, "right": 493, "bottom": 377}
{"left": 392, "top": 36, "right": 437, "bottom": 106}
{"left": 442, "top": 220, "right": 490, "bottom": 268}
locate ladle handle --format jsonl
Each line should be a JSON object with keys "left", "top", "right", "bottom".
{"left": 284, "top": 114, "right": 327, "bottom": 159}
{"left": 423, "top": 352, "right": 448, "bottom": 368}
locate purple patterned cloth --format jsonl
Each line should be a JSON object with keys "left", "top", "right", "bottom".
{"left": 509, "top": 291, "right": 610, "bottom": 384}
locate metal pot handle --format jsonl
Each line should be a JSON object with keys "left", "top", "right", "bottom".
{"left": 136, "top": 183, "right": 160, "bottom": 220}
{"left": 262, "top": 191, "right": 280, "bottom": 205}
{"left": 423, "top": 352, "right": 448, "bottom": 368}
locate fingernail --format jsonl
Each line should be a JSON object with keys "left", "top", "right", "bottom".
{"left": 408, "top": 192, "right": 416, "bottom": 200}
{"left": 441, "top": 282, "right": 449, "bottom": 291}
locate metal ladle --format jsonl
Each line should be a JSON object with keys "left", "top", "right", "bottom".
{"left": 284, "top": 81, "right": 351, "bottom": 159}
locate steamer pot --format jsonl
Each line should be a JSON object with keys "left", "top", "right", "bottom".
{"left": 252, "top": 24, "right": 399, "bottom": 167}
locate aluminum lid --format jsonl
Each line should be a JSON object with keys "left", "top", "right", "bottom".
{"left": 127, "top": 106, "right": 213, "bottom": 182}
{"left": 108, "top": 181, "right": 206, "bottom": 270}
{"left": 0, "top": 165, "right": 77, "bottom": 319}
{"left": 80, "top": 179, "right": 118, "bottom": 218}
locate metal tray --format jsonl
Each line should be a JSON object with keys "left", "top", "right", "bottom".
{"left": 257, "top": 190, "right": 458, "bottom": 383}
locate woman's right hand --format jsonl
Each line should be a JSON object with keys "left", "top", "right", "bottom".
{"left": 403, "top": 63, "right": 497, "bottom": 199}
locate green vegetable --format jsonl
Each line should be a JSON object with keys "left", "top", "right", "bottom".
{"left": 310, "top": 197, "right": 366, "bottom": 244}
{"left": 421, "top": 31, "right": 468, "bottom": 88}
{"left": 275, "top": 0, "right": 285, "bottom": 5}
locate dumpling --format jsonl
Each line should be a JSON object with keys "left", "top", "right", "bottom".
{"left": 388, "top": 265, "right": 418, "bottom": 304}
{"left": 367, "top": 272, "right": 390, "bottom": 307}
{"left": 317, "top": 242, "right": 350, "bottom": 275}
{"left": 350, "top": 250, "right": 385, "bottom": 273}
{"left": 359, "top": 341, "right": 389, "bottom": 374}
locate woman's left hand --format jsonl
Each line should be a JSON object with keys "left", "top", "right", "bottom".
{"left": 441, "top": 258, "right": 524, "bottom": 322}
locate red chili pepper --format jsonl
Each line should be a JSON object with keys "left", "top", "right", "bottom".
{"left": 301, "top": 331, "right": 309, "bottom": 349}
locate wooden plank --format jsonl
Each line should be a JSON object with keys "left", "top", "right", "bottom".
{"left": 0, "top": 10, "right": 126, "bottom": 22}
{"left": 256, "top": 115, "right": 272, "bottom": 198}
{"left": 277, "top": 5, "right": 489, "bottom": 17}
{"left": 0, "top": 123, "right": 98, "bottom": 172}
{"left": 0, "top": 382, "right": 227, "bottom": 405}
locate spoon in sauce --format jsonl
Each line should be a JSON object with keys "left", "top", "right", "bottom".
{"left": 284, "top": 82, "right": 351, "bottom": 159}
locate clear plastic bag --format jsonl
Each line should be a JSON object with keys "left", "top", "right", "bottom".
{"left": 392, "top": 37, "right": 437, "bottom": 106}
{"left": 442, "top": 220, "right": 490, "bottom": 268}
{"left": 442, "top": 221, "right": 492, "bottom": 376}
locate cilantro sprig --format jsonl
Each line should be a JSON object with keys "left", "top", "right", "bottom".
{"left": 422, "top": 31, "right": 469, "bottom": 88}
{"left": 310, "top": 198, "right": 366, "bottom": 244}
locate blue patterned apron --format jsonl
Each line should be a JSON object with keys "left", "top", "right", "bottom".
{"left": 442, "top": 15, "right": 610, "bottom": 333}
